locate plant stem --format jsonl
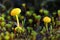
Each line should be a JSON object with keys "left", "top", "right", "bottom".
{"left": 16, "top": 15, "right": 20, "bottom": 27}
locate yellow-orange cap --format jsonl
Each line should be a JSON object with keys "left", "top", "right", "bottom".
{"left": 10, "top": 8, "right": 21, "bottom": 16}
{"left": 43, "top": 16, "right": 51, "bottom": 23}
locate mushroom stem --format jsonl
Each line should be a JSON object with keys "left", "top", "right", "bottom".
{"left": 45, "top": 23, "right": 48, "bottom": 31}
{"left": 16, "top": 15, "right": 20, "bottom": 27}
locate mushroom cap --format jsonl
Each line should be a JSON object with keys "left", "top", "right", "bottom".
{"left": 10, "top": 8, "right": 21, "bottom": 16}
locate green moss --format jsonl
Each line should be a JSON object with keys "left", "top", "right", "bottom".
{"left": 53, "top": 12, "right": 56, "bottom": 15}
{"left": 39, "top": 9, "right": 44, "bottom": 13}
{"left": 0, "top": 17, "right": 5, "bottom": 21}
{"left": 58, "top": 10, "right": 60, "bottom": 16}
{"left": 4, "top": 35, "right": 10, "bottom": 40}
{"left": 44, "top": 10, "right": 49, "bottom": 16}
{"left": 7, "top": 16, "right": 11, "bottom": 20}
{"left": 5, "top": 24, "right": 12, "bottom": 28}
{"left": 26, "top": 11, "right": 32, "bottom": 16}
{"left": 1, "top": 22, "right": 6, "bottom": 27}
{"left": 28, "top": 19, "right": 33, "bottom": 24}
{"left": 1, "top": 14, "right": 6, "bottom": 18}
{"left": 56, "top": 21, "right": 60, "bottom": 25}
{"left": 35, "top": 15, "right": 41, "bottom": 20}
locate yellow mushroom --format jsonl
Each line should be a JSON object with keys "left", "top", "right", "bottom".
{"left": 10, "top": 8, "right": 21, "bottom": 16}
{"left": 43, "top": 16, "right": 51, "bottom": 23}
{"left": 43, "top": 16, "right": 51, "bottom": 31}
